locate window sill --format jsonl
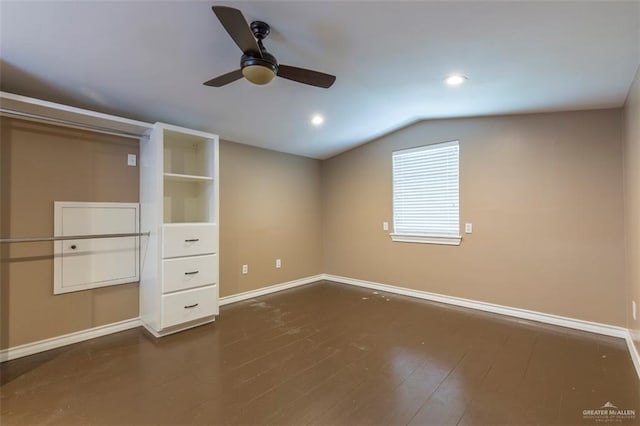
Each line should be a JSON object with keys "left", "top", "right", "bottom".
{"left": 390, "top": 233, "right": 462, "bottom": 246}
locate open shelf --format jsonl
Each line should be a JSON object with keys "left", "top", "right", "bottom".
{"left": 163, "top": 130, "right": 212, "bottom": 177}
{"left": 163, "top": 179, "right": 212, "bottom": 224}
{"left": 161, "top": 126, "right": 216, "bottom": 224}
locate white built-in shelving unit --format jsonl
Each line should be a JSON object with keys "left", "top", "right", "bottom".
{"left": 0, "top": 92, "right": 221, "bottom": 360}
{"left": 140, "top": 123, "right": 220, "bottom": 336}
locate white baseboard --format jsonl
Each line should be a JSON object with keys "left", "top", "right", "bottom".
{"left": 323, "top": 273, "right": 640, "bottom": 379}
{"left": 626, "top": 330, "right": 640, "bottom": 380}
{"left": 4, "top": 274, "right": 639, "bottom": 381}
{"left": 322, "top": 274, "right": 628, "bottom": 339}
{"left": 219, "top": 274, "right": 323, "bottom": 306}
{"left": 0, "top": 274, "right": 322, "bottom": 362}
{"left": 0, "top": 318, "right": 141, "bottom": 362}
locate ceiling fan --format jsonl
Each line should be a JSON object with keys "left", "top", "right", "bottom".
{"left": 204, "top": 5, "right": 336, "bottom": 89}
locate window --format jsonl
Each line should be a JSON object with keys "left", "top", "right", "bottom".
{"left": 391, "top": 140, "right": 461, "bottom": 245}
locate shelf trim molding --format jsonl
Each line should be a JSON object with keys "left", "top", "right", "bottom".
{"left": 156, "top": 122, "right": 218, "bottom": 140}
{"left": 163, "top": 172, "right": 213, "bottom": 182}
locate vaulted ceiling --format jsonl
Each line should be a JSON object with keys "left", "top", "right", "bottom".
{"left": 1, "top": 1, "right": 638, "bottom": 158}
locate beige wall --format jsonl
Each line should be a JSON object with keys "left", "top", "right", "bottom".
{"left": 0, "top": 121, "right": 323, "bottom": 348}
{"left": 321, "top": 109, "right": 626, "bottom": 326}
{"left": 1, "top": 105, "right": 632, "bottom": 348}
{"left": 219, "top": 140, "right": 322, "bottom": 297}
{"left": 624, "top": 66, "right": 640, "bottom": 351}
{"left": 0, "top": 118, "right": 140, "bottom": 348}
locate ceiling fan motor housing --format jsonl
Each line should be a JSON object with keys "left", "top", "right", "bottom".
{"left": 241, "top": 51, "right": 278, "bottom": 73}
{"left": 250, "top": 21, "right": 271, "bottom": 40}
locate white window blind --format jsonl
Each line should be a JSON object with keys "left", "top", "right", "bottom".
{"left": 391, "top": 140, "right": 460, "bottom": 245}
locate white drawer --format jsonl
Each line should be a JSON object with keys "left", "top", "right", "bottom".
{"left": 163, "top": 224, "right": 217, "bottom": 258}
{"left": 161, "top": 285, "right": 218, "bottom": 329}
{"left": 162, "top": 254, "right": 217, "bottom": 293}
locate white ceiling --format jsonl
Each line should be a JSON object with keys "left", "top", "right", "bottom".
{"left": 1, "top": 1, "right": 638, "bottom": 159}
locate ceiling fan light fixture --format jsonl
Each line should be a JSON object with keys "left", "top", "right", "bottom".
{"left": 242, "top": 65, "right": 276, "bottom": 85}
{"left": 205, "top": 6, "right": 336, "bottom": 88}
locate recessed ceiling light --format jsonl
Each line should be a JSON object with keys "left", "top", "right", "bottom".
{"left": 445, "top": 74, "right": 467, "bottom": 86}
{"left": 311, "top": 114, "right": 324, "bottom": 126}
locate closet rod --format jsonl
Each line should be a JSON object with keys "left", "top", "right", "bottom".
{"left": 0, "top": 232, "right": 150, "bottom": 244}
{"left": 0, "top": 108, "right": 146, "bottom": 140}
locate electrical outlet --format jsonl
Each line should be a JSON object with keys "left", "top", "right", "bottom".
{"left": 465, "top": 223, "right": 473, "bottom": 234}
{"left": 633, "top": 301, "right": 637, "bottom": 321}
{"left": 383, "top": 222, "right": 389, "bottom": 231}
{"left": 242, "top": 264, "right": 248, "bottom": 275}
{"left": 276, "top": 259, "right": 281, "bottom": 269}
{"left": 127, "top": 154, "right": 137, "bottom": 166}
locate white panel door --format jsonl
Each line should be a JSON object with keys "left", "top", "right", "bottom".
{"left": 54, "top": 202, "right": 139, "bottom": 294}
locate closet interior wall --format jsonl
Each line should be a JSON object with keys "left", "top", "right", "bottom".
{"left": 0, "top": 117, "right": 140, "bottom": 348}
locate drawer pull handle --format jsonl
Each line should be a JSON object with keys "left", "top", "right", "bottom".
{"left": 184, "top": 271, "right": 199, "bottom": 275}
{"left": 184, "top": 303, "right": 199, "bottom": 309}
{"left": 185, "top": 238, "right": 200, "bottom": 242}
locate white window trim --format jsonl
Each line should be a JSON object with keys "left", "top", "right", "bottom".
{"left": 391, "top": 140, "right": 461, "bottom": 246}
{"left": 390, "top": 233, "right": 461, "bottom": 245}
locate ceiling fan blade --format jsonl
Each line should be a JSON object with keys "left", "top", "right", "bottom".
{"left": 277, "top": 65, "right": 336, "bottom": 88}
{"left": 203, "top": 69, "right": 243, "bottom": 87}
{"left": 212, "top": 6, "right": 262, "bottom": 57}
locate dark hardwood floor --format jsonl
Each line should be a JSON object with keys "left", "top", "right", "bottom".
{"left": 1, "top": 280, "right": 638, "bottom": 425}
